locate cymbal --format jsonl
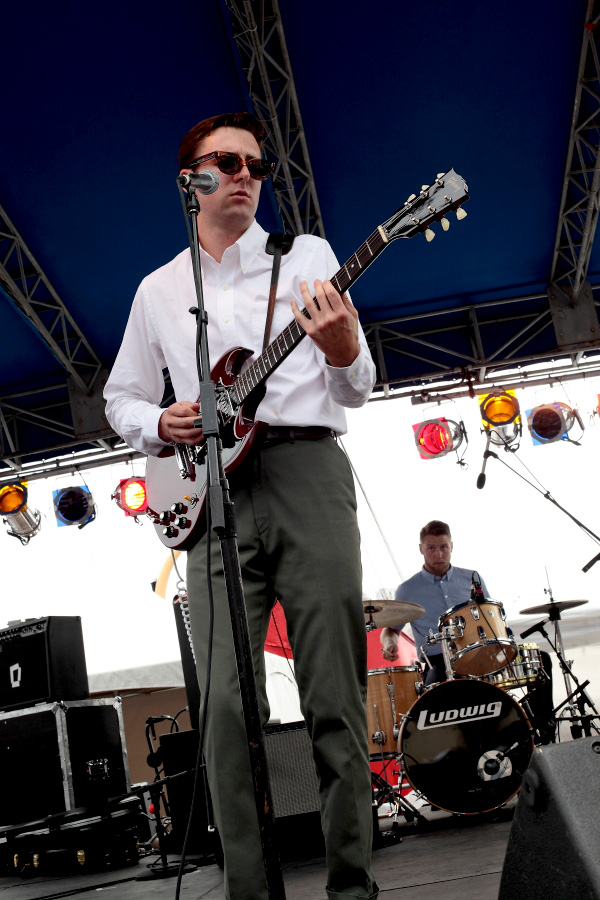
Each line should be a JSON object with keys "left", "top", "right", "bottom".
{"left": 520, "top": 599, "right": 589, "bottom": 616}
{"left": 363, "top": 598, "right": 425, "bottom": 629}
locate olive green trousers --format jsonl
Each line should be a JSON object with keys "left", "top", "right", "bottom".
{"left": 186, "top": 437, "right": 378, "bottom": 900}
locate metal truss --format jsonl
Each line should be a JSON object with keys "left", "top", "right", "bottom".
{"left": 0, "top": 203, "right": 104, "bottom": 394}
{"left": 0, "top": 383, "right": 116, "bottom": 475}
{"left": 550, "top": 0, "right": 600, "bottom": 294}
{"left": 222, "top": 0, "right": 325, "bottom": 237}
{"left": 0, "top": 203, "right": 117, "bottom": 475}
{"left": 366, "top": 286, "right": 600, "bottom": 400}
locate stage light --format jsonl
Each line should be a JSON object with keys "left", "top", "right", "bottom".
{"left": 479, "top": 389, "right": 522, "bottom": 447}
{"left": 480, "top": 390, "right": 520, "bottom": 426}
{"left": 413, "top": 418, "right": 465, "bottom": 459}
{"left": 527, "top": 402, "right": 584, "bottom": 446}
{"left": 0, "top": 481, "right": 41, "bottom": 545}
{"left": 52, "top": 485, "right": 96, "bottom": 529}
{"left": 112, "top": 477, "right": 148, "bottom": 518}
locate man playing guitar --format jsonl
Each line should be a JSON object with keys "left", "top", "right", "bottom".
{"left": 104, "top": 111, "right": 378, "bottom": 900}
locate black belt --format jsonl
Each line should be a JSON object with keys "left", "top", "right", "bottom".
{"left": 263, "top": 426, "right": 336, "bottom": 445}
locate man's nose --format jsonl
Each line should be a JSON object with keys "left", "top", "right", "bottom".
{"left": 234, "top": 163, "right": 250, "bottom": 182}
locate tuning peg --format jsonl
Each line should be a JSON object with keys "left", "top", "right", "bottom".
{"left": 421, "top": 185, "right": 430, "bottom": 191}
{"left": 407, "top": 193, "right": 417, "bottom": 202}
{"left": 436, "top": 172, "right": 445, "bottom": 178}
{"left": 441, "top": 217, "right": 450, "bottom": 231}
{"left": 456, "top": 207, "right": 468, "bottom": 221}
{"left": 425, "top": 228, "right": 435, "bottom": 242}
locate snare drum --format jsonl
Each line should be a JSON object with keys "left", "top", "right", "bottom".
{"left": 484, "top": 643, "right": 543, "bottom": 690}
{"left": 367, "top": 666, "right": 423, "bottom": 758}
{"left": 398, "top": 679, "right": 533, "bottom": 814}
{"left": 439, "top": 599, "right": 517, "bottom": 677}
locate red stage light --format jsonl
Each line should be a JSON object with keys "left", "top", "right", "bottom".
{"left": 112, "top": 477, "right": 148, "bottom": 517}
{"left": 413, "top": 418, "right": 454, "bottom": 459}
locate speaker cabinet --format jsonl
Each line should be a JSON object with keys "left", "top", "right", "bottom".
{"left": 263, "top": 721, "right": 320, "bottom": 818}
{"left": 160, "top": 723, "right": 322, "bottom": 860}
{"left": 499, "top": 737, "right": 600, "bottom": 899}
{"left": 0, "top": 617, "right": 89, "bottom": 712}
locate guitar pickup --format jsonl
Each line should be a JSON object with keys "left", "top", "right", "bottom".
{"left": 174, "top": 443, "right": 195, "bottom": 479}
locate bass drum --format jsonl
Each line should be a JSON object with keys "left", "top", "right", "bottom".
{"left": 399, "top": 679, "right": 533, "bottom": 815}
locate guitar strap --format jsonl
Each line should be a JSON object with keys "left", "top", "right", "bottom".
{"left": 263, "top": 233, "right": 295, "bottom": 351}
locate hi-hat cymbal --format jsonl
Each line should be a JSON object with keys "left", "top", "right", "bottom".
{"left": 520, "top": 599, "right": 589, "bottom": 616}
{"left": 363, "top": 598, "right": 425, "bottom": 629}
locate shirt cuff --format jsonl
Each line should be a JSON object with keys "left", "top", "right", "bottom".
{"left": 144, "top": 406, "right": 171, "bottom": 455}
{"left": 324, "top": 348, "right": 365, "bottom": 384}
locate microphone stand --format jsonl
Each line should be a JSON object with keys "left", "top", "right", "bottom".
{"left": 481, "top": 449, "right": 600, "bottom": 572}
{"left": 180, "top": 183, "right": 285, "bottom": 899}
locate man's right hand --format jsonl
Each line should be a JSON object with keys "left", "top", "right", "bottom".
{"left": 381, "top": 627, "right": 400, "bottom": 662}
{"left": 158, "top": 401, "right": 204, "bottom": 445}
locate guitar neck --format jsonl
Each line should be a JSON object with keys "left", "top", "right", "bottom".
{"left": 233, "top": 226, "right": 388, "bottom": 405}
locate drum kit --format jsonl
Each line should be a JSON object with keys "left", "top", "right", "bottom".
{"left": 363, "top": 591, "right": 599, "bottom": 821}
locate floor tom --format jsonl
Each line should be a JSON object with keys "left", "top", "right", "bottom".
{"left": 367, "top": 666, "right": 423, "bottom": 758}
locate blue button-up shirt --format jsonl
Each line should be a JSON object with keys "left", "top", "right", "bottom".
{"left": 394, "top": 565, "right": 489, "bottom": 659}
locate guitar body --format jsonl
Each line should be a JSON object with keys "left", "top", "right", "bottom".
{"left": 146, "top": 347, "right": 268, "bottom": 550}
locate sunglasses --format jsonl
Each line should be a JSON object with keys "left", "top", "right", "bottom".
{"left": 186, "top": 151, "right": 274, "bottom": 181}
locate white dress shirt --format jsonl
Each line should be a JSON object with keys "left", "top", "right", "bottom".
{"left": 104, "top": 220, "right": 376, "bottom": 455}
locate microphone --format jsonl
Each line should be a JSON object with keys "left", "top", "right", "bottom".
{"left": 471, "top": 572, "right": 483, "bottom": 602}
{"left": 476, "top": 451, "right": 489, "bottom": 489}
{"left": 520, "top": 619, "right": 546, "bottom": 640}
{"left": 177, "top": 169, "right": 220, "bottom": 194}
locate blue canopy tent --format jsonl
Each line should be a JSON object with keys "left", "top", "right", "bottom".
{"left": 1, "top": 0, "right": 599, "bottom": 477}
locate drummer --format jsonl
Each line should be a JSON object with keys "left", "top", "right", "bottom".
{"left": 380, "top": 519, "right": 489, "bottom": 685}
{"left": 381, "top": 519, "right": 555, "bottom": 744}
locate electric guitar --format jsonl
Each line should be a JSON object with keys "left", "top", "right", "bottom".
{"left": 145, "top": 169, "right": 469, "bottom": 549}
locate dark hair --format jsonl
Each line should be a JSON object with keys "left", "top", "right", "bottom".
{"left": 419, "top": 520, "right": 451, "bottom": 543}
{"left": 178, "top": 112, "right": 267, "bottom": 170}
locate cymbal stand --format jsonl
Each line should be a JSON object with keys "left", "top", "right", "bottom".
{"left": 524, "top": 608, "right": 600, "bottom": 739}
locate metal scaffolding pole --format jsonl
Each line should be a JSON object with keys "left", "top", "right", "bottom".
{"left": 222, "top": 0, "right": 325, "bottom": 237}
{"left": 550, "top": 1, "right": 600, "bottom": 293}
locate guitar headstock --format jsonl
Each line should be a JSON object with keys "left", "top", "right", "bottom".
{"left": 382, "top": 169, "right": 469, "bottom": 242}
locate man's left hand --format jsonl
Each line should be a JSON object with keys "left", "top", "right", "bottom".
{"left": 291, "top": 279, "right": 360, "bottom": 367}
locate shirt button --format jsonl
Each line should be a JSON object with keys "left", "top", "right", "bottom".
{"left": 242, "top": 266, "right": 247, "bottom": 273}
{"left": 223, "top": 284, "right": 229, "bottom": 291}
{"left": 224, "top": 317, "right": 230, "bottom": 324}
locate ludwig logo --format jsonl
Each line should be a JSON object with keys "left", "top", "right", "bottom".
{"left": 9, "top": 663, "right": 21, "bottom": 689}
{"left": 417, "top": 700, "right": 502, "bottom": 730}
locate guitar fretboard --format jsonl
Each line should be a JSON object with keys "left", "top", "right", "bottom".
{"left": 232, "top": 226, "right": 388, "bottom": 405}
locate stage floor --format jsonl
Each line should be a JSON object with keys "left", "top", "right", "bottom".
{"left": 1, "top": 806, "right": 516, "bottom": 900}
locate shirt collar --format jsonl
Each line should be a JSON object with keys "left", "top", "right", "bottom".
{"left": 421, "top": 564, "right": 454, "bottom": 584}
{"left": 198, "top": 219, "right": 267, "bottom": 272}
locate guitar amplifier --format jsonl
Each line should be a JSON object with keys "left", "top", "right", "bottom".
{"left": 0, "top": 617, "right": 89, "bottom": 712}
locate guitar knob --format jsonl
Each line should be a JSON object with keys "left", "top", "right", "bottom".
{"left": 171, "top": 502, "right": 187, "bottom": 515}
{"left": 163, "top": 525, "right": 176, "bottom": 538}
{"left": 159, "top": 511, "right": 172, "bottom": 524}
{"left": 177, "top": 517, "right": 188, "bottom": 528}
